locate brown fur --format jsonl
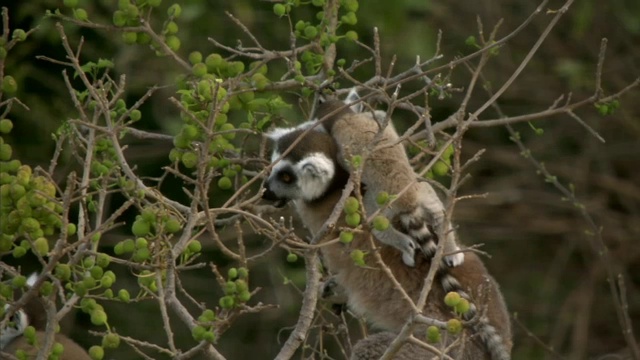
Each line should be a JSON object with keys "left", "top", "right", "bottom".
{"left": 295, "top": 189, "right": 512, "bottom": 359}
{"left": 317, "top": 100, "right": 420, "bottom": 204}
{"left": 1, "top": 332, "right": 91, "bottom": 360}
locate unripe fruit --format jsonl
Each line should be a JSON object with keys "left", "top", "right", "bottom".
{"left": 375, "top": 191, "right": 389, "bottom": 205}
{"left": 205, "top": 53, "right": 224, "bottom": 72}
{"left": 89, "top": 345, "right": 104, "bottom": 360}
{"left": 63, "top": 223, "right": 76, "bottom": 236}
{"left": 165, "top": 21, "right": 178, "bottom": 34}
{"left": 273, "top": 3, "right": 286, "bottom": 16}
{"left": 24, "top": 326, "right": 36, "bottom": 341}
{"left": 345, "top": 30, "right": 358, "bottom": 41}
{"left": 344, "top": 197, "right": 359, "bottom": 214}
{"left": 203, "top": 331, "right": 215, "bottom": 342}
{"left": 200, "top": 309, "right": 216, "bottom": 322}
{"left": 350, "top": 249, "right": 365, "bottom": 266}
{"left": 187, "top": 239, "right": 202, "bottom": 253}
{"left": 33, "top": 237, "right": 49, "bottom": 256}
{"left": 100, "top": 275, "right": 114, "bottom": 289}
{"left": 447, "top": 318, "right": 462, "bottom": 335}
{"left": 74, "top": 8, "right": 88, "bottom": 21}
{"left": 444, "top": 291, "right": 462, "bottom": 307}
{"left": 165, "top": 35, "right": 181, "bottom": 51}
{"left": 12, "top": 29, "right": 27, "bottom": 42}
{"left": 167, "top": 3, "right": 182, "bottom": 17}
{"left": 372, "top": 215, "right": 390, "bottom": 231}
{"left": 304, "top": 26, "right": 318, "bottom": 38}
{"left": 102, "top": 333, "right": 120, "bottom": 349}
{"left": 286, "top": 253, "right": 298, "bottom": 263}
{"left": 131, "top": 219, "right": 151, "bottom": 236}
{"left": 122, "top": 32, "right": 137, "bottom": 45}
{"left": 192, "top": 63, "right": 207, "bottom": 78}
{"left": 433, "top": 161, "right": 448, "bottom": 176}
{"left": 218, "top": 176, "right": 232, "bottom": 190}
{"left": 234, "top": 279, "right": 248, "bottom": 292}
{"left": 40, "top": 281, "right": 53, "bottom": 296}
{"left": 454, "top": 298, "right": 471, "bottom": 315}
{"left": 237, "top": 267, "right": 248, "bottom": 279}
{"left": 426, "top": 325, "right": 441, "bottom": 343}
{"left": 228, "top": 267, "right": 238, "bottom": 279}
{"left": 96, "top": 253, "right": 110, "bottom": 268}
{"left": 219, "top": 295, "right": 234, "bottom": 309}
{"left": 181, "top": 151, "right": 198, "bottom": 168}
{"left": 13, "top": 245, "right": 26, "bottom": 258}
{"left": 0, "top": 143, "right": 11, "bottom": 161}
{"left": 121, "top": 239, "right": 136, "bottom": 253}
{"left": 224, "top": 281, "right": 237, "bottom": 294}
{"left": 189, "top": 51, "right": 203, "bottom": 64}
{"left": 63, "top": 0, "right": 78, "bottom": 7}
{"left": 343, "top": 0, "right": 359, "bottom": 12}
{"left": 91, "top": 309, "right": 108, "bottom": 325}
{"left": 113, "top": 10, "right": 126, "bottom": 26}
{"left": 52, "top": 342, "right": 64, "bottom": 356}
{"left": 0, "top": 119, "right": 13, "bottom": 134}
{"left": 133, "top": 247, "right": 150, "bottom": 262}
{"left": 339, "top": 231, "right": 354, "bottom": 244}
{"left": 165, "top": 217, "right": 181, "bottom": 233}
{"left": 191, "top": 325, "right": 206, "bottom": 340}
{"left": 118, "top": 289, "right": 130, "bottom": 302}
{"left": 129, "top": 109, "right": 141, "bottom": 122}
{"left": 341, "top": 11, "right": 357, "bottom": 25}
{"left": 345, "top": 213, "right": 361, "bottom": 227}
{"left": 237, "top": 290, "right": 251, "bottom": 302}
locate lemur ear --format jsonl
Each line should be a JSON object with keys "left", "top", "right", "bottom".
{"left": 300, "top": 154, "right": 333, "bottom": 178}
{"left": 345, "top": 87, "right": 363, "bottom": 113}
{"left": 264, "top": 127, "right": 295, "bottom": 141}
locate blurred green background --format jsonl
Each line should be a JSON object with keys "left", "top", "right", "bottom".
{"left": 2, "top": 0, "right": 639, "bottom": 359}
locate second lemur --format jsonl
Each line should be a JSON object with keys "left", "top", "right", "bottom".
{"left": 263, "top": 125, "right": 512, "bottom": 359}
{"left": 314, "top": 90, "right": 463, "bottom": 268}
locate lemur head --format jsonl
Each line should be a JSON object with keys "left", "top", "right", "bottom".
{"left": 316, "top": 88, "right": 388, "bottom": 131}
{"left": 0, "top": 305, "right": 28, "bottom": 349}
{"left": 0, "top": 273, "right": 38, "bottom": 350}
{"left": 263, "top": 125, "right": 348, "bottom": 204}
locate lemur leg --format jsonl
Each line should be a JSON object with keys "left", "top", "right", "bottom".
{"left": 442, "top": 227, "right": 464, "bottom": 267}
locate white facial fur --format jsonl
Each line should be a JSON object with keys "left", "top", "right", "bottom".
{"left": 265, "top": 121, "right": 325, "bottom": 142}
{"left": 268, "top": 150, "right": 335, "bottom": 202}
{"left": 0, "top": 306, "right": 28, "bottom": 349}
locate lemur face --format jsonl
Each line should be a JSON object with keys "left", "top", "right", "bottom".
{"left": 263, "top": 127, "right": 341, "bottom": 204}
{"left": 0, "top": 305, "right": 28, "bottom": 349}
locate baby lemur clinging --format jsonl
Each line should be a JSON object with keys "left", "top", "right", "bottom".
{"left": 315, "top": 89, "right": 463, "bottom": 268}
{"left": 263, "top": 120, "right": 512, "bottom": 359}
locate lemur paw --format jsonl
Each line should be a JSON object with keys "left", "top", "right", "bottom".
{"left": 401, "top": 250, "right": 416, "bottom": 267}
{"left": 419, "top": 240, "right": 437, "bottom": 258}
{"left": 444, "top": 251, "right": 465, "bottom": 267}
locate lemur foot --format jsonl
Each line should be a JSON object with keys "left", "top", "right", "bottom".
{"left": 444, "top": 250, "right": 464, "bottom": 267}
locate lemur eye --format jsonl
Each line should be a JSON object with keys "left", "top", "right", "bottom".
{"left": 278, "top": 170, "right": 295, "bottom": 184}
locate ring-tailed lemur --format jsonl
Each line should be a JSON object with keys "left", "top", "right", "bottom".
{"left": 263, "top": 126, "right": 512, "bottom": 359}
{"left": 313, "top": 89, "right": 464, "bottom": 269}
{"left": 0, "top": 274, "right": 91, "bottom": 359}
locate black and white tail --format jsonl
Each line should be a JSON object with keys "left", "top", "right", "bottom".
{"left": 439, "top": 273, "right": 511, "bottom": 360}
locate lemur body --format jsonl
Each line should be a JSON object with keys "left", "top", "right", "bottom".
{"left": 263, "top": 127, "right": 512, "bottom": 359}
{"left": 0, "top": 274, "right": 91, "bottom": 360}
{"left": 315, "top": 91, "right": 463, "bottom": 268}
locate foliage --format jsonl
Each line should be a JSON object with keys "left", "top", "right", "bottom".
{"left": 1, "top": 0, "right": 639, "bottom": 359}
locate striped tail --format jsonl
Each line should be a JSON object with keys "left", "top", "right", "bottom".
{"left": 439, "top": 272, "right": 511, "bottom": 360}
